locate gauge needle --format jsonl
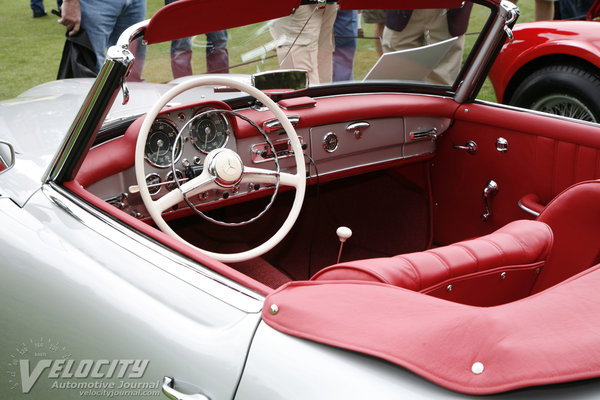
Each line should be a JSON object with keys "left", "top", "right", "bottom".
{"left": 204, "top": 127, "right": 209, "bottom": 150}
{"left": 155, "top": 139, "right": 164, "bottom": 162}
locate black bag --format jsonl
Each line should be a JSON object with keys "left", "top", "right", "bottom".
{"left": 57, "top": 28, "right": 97, "bottom": 79}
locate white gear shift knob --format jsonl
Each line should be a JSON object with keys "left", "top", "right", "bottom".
{"left": 336, "top": 226, "right": 352, "bottom": 264}
{"left": 336, "top": 226, "right": 352, "bottom": 243}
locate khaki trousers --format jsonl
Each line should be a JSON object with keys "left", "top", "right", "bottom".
{"left": 381, "top": 9, "right": 465, "bottom": 86}
{"left": 270, "top": 3, "right": 337, "bottom": 85}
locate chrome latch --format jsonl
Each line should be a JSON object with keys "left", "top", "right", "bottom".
{"left": 410, "top": 127, "right": 438, "bottom": 141}
{"left": 346, "top": 121, "right": 370, "bottom": 139}
{"left": 262, "top": 116, "right": 300, "bottom": 133}
{"left": 481, "top": 180, "right": 499, "bottom": 222}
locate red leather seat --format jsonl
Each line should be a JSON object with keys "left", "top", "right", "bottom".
{"left": 533, "top": 180, "right": 600, "bottom": 293}
{"left": 311, "top": 220, "right": 553, "bottom": 306}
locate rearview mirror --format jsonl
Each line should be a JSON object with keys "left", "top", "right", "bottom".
{"left": 0, "top": 140, "right": 15, "bottom": 173}
{"left": 251, "top": 69, "right": 309, "bottom": 92}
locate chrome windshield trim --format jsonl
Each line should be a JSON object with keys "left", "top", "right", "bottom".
{"left": 115, "top": 19, "right": 149, "bottom": 49}
{"left": 44, "top": 37, "right": 141, "bottom": 184}
{"left": 455, "top": 0, "right": 520, "bottom": 104}
{"left": 45, "top": 182, "right": 264, "bottom": 313}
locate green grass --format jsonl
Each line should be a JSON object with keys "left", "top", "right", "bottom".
{"left": 0, "top": 0, "right": 534, "bottom": 101}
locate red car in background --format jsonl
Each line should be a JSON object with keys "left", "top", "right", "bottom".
{"left": 489, "top": 0, "right": 600, "bottom": 122}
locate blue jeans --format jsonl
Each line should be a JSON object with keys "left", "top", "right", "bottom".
{"left": 165, "top": 0, "right": 228, "bottom": 76}
{"left": 30, "top": 0, "right": 45, "bottom": 15}
{"left": 558, "top": 0, "right": 594, "bottom": 20}
{"left": 333, "top": 10, "right": 357, "bottom": 82}
{"left": 79, "top": 0, "right": 147, "bottom": 74}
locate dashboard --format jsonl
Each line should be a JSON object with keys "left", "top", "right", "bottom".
{"left": 80, "top": 94, "right": 454, "bottom": 221}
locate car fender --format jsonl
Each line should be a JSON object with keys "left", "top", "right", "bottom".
{"left": 489, "top": 21, "right": 600, "bottom": 103}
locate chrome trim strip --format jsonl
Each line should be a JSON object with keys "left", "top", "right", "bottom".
{"left": 115, "top": 20, "right": 149, "bottom": 49}
{"left": 45, "top": 182, "right": 264, "bottom": 313}
{"left": 518, "top": 199, "right": 541, "bottom": 217}
{"left": 455, "top": 1, "right": 519, "bottom": 104}
{"left": 44, "top": 59, "right": 130, "bottom": 183}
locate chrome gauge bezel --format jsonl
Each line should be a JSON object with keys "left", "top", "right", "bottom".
{"left": 145, "top": 173, "right": 162, "bottom": 196}
{"left": 166, "top": 169, "right": 185, "bottom": 191}
{"left": 189, "top": 108, "right": 231, "bottom": 154}
{"left": 145, "top": 118, "right": 183, "bottom": 168}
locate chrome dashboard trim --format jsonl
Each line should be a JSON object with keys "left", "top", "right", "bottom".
{"left": 46, "top": 182, "right": 265, "bottom": 313}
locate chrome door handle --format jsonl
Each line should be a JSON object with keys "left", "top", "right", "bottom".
{"left": 452, "top": 140, "right": 478, "bottom": 155}
{"left": 162, "top": 377, "right": 210, "bottom": 400}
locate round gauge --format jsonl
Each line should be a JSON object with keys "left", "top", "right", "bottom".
{"left": 145, "top": 119, "right": 182, "bottom": 168}
{"left": 146, "top": 173, "right": 162, "bottom": 195}
{"left": 190, "top": 109, "right": 230, "bottom": 153}
{"left": 166, "top": 170, "right": 185, "bottom": 191}
{"left": 323, "top": 132, "right": 339, "bottom": 153}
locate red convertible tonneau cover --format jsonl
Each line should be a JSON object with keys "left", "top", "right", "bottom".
{"left": 263, "top": 264, "right": 600, "bottom": 394}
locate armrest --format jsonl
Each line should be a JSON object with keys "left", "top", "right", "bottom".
{"left": 518, "top": 193, "right": 545, "bottom": 217}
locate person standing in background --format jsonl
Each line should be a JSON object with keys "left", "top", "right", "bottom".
{"left": 332, "top": 9, "right": 358, "bottom": 82}
{"left": 556, "top": 0, "right": 595, "bottom": 19}
{"left": 58, "top": 0, "right": 147, "bottom": 80}
{"left": 512, "top": 0, "right": 557, "bottom": 20}
{"left": 31, "top": 0, "right": 47, "bottom": 18}
{"left": 270, "top": 0, "right": 338, "bottom": 85}
{"left": 382, "top": 5, "right": 473, "bottom": 86}
{"left": 165, "top": 0, "right": 229, "bottom": 78}
{"left": 361, "top": 9, "right": 385, "bottom": 57}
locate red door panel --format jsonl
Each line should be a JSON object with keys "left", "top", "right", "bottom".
{"left": 432, "top": 103, "right": 600, "bottom": 245}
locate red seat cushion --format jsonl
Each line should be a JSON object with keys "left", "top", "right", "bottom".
{"left": 311, "top": 220, "right": 553, "bottom": 306}
{"left": 534, "top": 180, "right": 600, "bottom": 292}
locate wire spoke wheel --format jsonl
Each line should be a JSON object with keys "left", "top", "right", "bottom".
{"left": 532, "top": 94, "right": 597, "bottom": 123}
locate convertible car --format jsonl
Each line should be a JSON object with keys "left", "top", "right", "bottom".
{"left": 3, "top": 0, "right": 600, "bottom": 399}
{"left": 489, "top": 0, "right": 600, "bottom": 122}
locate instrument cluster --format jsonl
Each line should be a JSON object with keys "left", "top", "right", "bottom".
{"left": 143, "top": 106, "right": 234, "bottom": 197}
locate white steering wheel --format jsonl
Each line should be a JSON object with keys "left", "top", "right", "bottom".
{"left": 134, "top": 76, "right": 306, "bottom": 263}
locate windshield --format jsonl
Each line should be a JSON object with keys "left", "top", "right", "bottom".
{"left": 136, "top": 3, "right": 492, "bottom": 91}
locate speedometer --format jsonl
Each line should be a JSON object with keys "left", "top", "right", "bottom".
{"left": 190, "top": 109, "right": 230, "bottom": 153}
{"left": 145, "top": 119, "right": 182, "bottom": 168}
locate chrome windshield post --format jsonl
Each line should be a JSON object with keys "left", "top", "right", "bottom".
{"left": 45, "top": 21, "right": 149, "bottom": 185}
{"left": 454, "top": 0, "right": 520, "bottom": 104}
{"left": 111, "top": 20, "right": 149, "bottom": 105}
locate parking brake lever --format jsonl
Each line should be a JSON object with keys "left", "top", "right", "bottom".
{"left": 481, "top": 180, "right": 499, "bottom": 222}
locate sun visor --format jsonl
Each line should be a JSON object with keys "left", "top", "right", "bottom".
{"left": 144, "top": 0, "right": 301, "bottom": 45}
{"left": 338, "top": 0, "right": 467, "bottom": 9}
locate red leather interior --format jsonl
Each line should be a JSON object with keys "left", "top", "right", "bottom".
{"left": 264, "top": 264, "right": 600, "bottom": 394}
{"left": 312, "top": 220, "right": 553, "bottom": 306}
{"left": 518, "top": 193, "right": 545, "bottom": 215}
{"left": 432, "top": 103, "right": 600, "bottom": 245}
{"left": 534, "top": 179, "right": 600, "bottom": 292}
{"left": 235, "top": 94, "right": 459, "bottom": 139}
{"left": 75, "top": 94, "right": 458, "bottom": 187}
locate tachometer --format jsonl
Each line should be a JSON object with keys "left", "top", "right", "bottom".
{"left": 145, "top": 119, "right": 182, "bottom": 168}
{"left": 190, "top": 109, "right": 230, "bottom": 153}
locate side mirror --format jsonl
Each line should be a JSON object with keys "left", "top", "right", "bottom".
{"left": 251, "top": 69, "right": 309, "bottom": 92}
{"left": 0, "top": 140, "right": 15, "bottom": 173}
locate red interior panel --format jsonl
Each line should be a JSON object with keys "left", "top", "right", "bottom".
{"left": 432, "top": 103, "right": 600, "bottom": 244}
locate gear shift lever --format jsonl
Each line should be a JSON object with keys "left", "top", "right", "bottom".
{"left": 336, "top": 226, "right": 352, "bottom": 264}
